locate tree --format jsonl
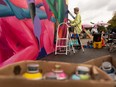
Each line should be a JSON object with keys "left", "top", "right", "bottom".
{"left": 97, "top": 25, "right": 107, "bottom": 33}
{"left": 108, "top": 11, "right": 116, "bottom": 28}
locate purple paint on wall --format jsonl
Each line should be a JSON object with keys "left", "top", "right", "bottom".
{"left": 27, "top": 0, "right": 35, "bottom": 4}
{"left": 34, "top": 15, "right": 41, "bottom": 41}
{"left": 34, "top": 15, "right": 41, "bottom": 51}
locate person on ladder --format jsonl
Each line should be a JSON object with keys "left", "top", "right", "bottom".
{"left": 69, "top": 7, "right": 82, "bottom": 50}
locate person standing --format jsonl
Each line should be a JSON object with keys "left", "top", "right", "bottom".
{"left": 69, "top": 7, "right": 82, "bottom": 50}
{"left": 70, "top": 7, "right": 82, "bottom": 34}
{"left": 91, "top": 25, "right": 98, "bottom": 35}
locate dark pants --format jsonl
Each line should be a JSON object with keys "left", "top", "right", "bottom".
{"left": 69, "top": 27, "right": 81, "bottom": 49}
{"left": 71, "top": 34, "right": 81, "bottom": 49}
{"left": 69, "top": 26, "right": 74, "bottom": 33}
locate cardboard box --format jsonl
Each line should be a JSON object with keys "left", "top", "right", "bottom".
{"left": 84, "top": 55, "right": 116, "bottom": 82}
{"left": 0, "top": 60, "right": 114, "bottom": 87}
{"left": 84, "top": 55, "right": 116, "bottom": 68}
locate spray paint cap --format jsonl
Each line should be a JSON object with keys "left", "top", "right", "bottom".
{"left": 27, "top": 64, "right": 39, "bottom": 73}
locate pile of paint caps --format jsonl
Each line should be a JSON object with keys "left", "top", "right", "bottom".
{"left": 71, "top": 66, "right": 91, "bottom": 80}
{"left": 84, "top": 41, "right": 93, "bottom": 48}
{"left": 22, "top": 64, "right": 91, "bottom": 80}
{"left": 23, "top": 64, "right": 43, "bottom": 80}
{"left": 100, "top": 62, "right": 116, "bottom": 80}
{"left": 43, "top": 65, "right": 67, "bottom": 80}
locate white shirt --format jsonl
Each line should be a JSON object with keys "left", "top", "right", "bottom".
{"left": 91, "top": 28, "right": 98, "bottom": 34}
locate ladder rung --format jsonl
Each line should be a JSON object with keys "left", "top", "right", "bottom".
{"left": 57, "top": 38, "right": 68, "bottom": 40}
{"left": 56, "top": 46, "right": 67, "bottom": 47}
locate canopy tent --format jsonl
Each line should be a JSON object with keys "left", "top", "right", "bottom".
{"left": 94, "top": 22, "right": 110, "bottom": 27}
{"left": 82, "top": 24, "right": 93, "bottom": 28}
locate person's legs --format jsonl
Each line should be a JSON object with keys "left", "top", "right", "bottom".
{"left": 74, "top": 34, "right": 81, "bottom": 50}
{"left": 77, "top": 35, "right": 81, "bottom": 50}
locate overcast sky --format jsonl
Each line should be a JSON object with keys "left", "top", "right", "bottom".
{"left": 68, "top": 0, "right": 116, "bottom": 24}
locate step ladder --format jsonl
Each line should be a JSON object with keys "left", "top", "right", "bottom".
{"left": 55, "top": 22, "right": 75, "bottom": 55}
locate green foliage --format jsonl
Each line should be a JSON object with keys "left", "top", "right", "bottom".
{"left": 108, "top": 11, "right": 116, "bottom": 28}
{"left": 97, "top": 25, "right": 107, "bottom": 33}
{"left": 107, "top": 25, "right": 113, "bottom": 31}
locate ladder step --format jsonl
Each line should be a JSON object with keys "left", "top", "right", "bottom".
{"left": 56, "top": 46, "right": 67, "bottom": 47}
{"left": 57, "top": 38, "right": 68, "bottom": 40}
